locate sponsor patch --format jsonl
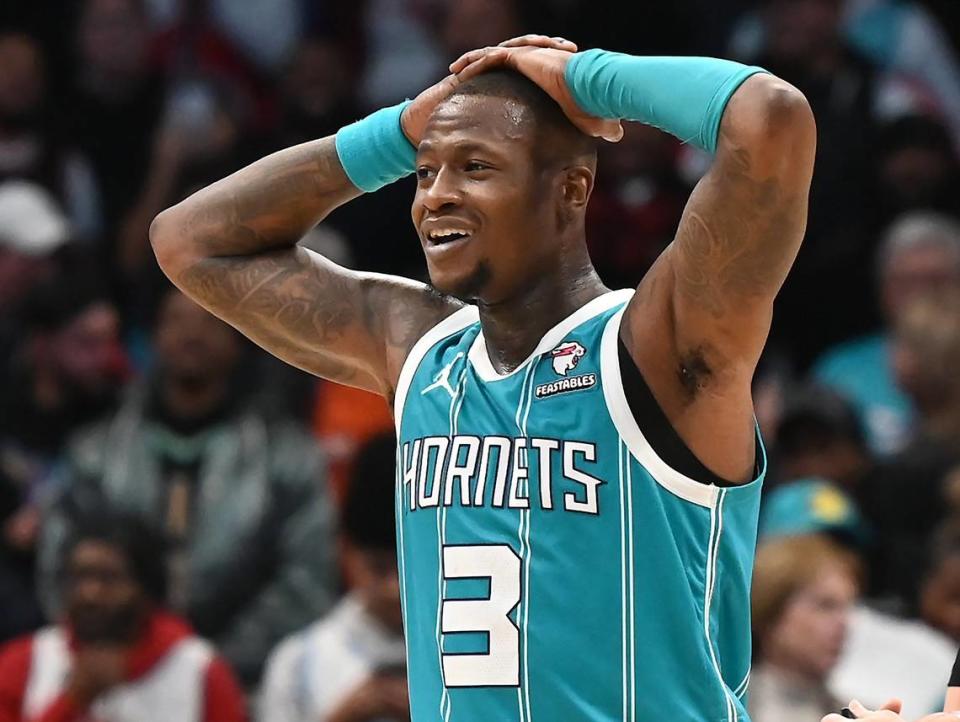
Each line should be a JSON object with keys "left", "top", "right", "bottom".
{"left": 535, "top": 372, "right": 597, "bottom": 399}
{"left": 550, "top": 341, "right": 586, "bottom": 376}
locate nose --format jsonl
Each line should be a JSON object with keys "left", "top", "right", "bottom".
{"left": 421, "top": 166, "right": 462, "bottom": 213}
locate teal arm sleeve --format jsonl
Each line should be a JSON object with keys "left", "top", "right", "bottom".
{"left": 565, "top": 50, "right": 767, "bottom": 154}
{"left": 334, "top": 100, "right": 417, "bottom": 193}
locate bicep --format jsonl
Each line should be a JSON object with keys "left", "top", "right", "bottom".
{"left": 641, "top": 75, "right": 816, "bottom": 366}
{"left": 174, "top": 247, "right": 456, "bottom": 397}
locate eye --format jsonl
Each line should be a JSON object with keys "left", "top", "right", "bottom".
{"left": 465, "top": 160, "right": 490, "bottom": 172}
{"left": 416, "top": 166, "right": 435, "bottom": 180}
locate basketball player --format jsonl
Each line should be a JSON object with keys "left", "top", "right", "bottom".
{"left": 151, "top": 35, "right": 816, "bottom": 721}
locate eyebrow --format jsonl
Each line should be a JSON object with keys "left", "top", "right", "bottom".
{"left": 416, "top": 139, "right": 508, "bottom": 158}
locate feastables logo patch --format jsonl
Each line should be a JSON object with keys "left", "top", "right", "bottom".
{"left": 537, "top": 341, "right": 595, "bottom": 399}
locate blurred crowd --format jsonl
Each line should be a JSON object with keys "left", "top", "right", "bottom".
{"left": 1, "top": 0, "right": 960, "bottom": 720}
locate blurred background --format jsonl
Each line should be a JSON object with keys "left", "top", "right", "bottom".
{"left": 1, "top": 0, "right": 959, "bottom": 720}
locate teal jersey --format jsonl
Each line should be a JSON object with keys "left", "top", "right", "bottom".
{"left": 394, "top": 290, "right": 765, "bottom": 722}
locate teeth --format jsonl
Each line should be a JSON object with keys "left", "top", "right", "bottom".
{"left": 428, "top": 229, "right": 470, "bottom": 239}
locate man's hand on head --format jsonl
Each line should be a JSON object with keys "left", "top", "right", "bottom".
{"left": 448, "top": 37, "right": 623, "bottom": 143}
{"left": 401, "top": 35, "right": 610, "bottom": 146}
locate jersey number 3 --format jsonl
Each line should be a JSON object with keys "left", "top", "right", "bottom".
{"left": 442, "top": 544, "right": 521, "bottom": 687}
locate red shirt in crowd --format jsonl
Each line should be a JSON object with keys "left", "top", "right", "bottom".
{"left": 0, "top": 610, "right": 246, "bottom": 722}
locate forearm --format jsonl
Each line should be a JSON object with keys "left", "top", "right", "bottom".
{"left": 151, "top": 136, "right": 360, "bottom": 266}
{"left": 565, "top": 50, "right": 766, "bottom": 153}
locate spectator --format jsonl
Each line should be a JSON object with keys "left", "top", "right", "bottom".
{"left": 758, "top": 481, "right": 956, "bottom": 717}
{"left": 271, "top": 35, "right": 362, "bottom": 150}
{"left": 813, "top": 213, "right": 960, "bottom": 455}
{"left": 0, "top": 272, "right": 126, "bottom": 564}
{"left": 259, "top": 432, "right": 406, "bottom": 722}
{"left": 0, "top": 181, "right": 71, "bottom": 368}
{"left": 772, "top": 386, "right": 873, "bottom": 493}
{"left": 0, "top": 32, "right": 98, "bottom": 241}
{"left": 919, "top": 521, "right": 960, "bottom": 644}
{"left": 866, "top": 290, "right": 960, "bottom": 604}
{"left": 66, "top": 0, "right": 168, "bottom": 251}
{"left": 40, "top": 286, "right": 336, "bottom": 685}
{"left": 739, "top": 0, "right": 897, "bottom": 363}
{"left": 585, "top": 123, "right": 688, "bottom": 290}
{"left": 750, "top": 535, "right": 860, "bottom": 722}
{"left": 872, "top": 116, "right": 960, "bottom": 230}
{"left": 0, "top": 513, "right": 246, "bottom": 722}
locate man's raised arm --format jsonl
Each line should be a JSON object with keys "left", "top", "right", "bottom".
{"left": 150, "top": 133, "right": 443, "bottom": 397}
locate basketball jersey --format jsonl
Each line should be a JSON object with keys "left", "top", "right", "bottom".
{"left": 394, "top": 289, "right": 765, "bottom": 722}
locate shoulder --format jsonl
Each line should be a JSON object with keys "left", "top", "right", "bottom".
{"left": 0, "top": 633, "right": 36, "bottom": 669}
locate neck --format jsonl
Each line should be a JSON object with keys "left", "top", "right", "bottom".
{"left": 159, "top": 375, "right": 229, "bottom": 422}
{"left": 477, "top": 257, "right": 607, "bottom": 374}
{"left": 759, "top": 655, "right": 825, "bottom": 688}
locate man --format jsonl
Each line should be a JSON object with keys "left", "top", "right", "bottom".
{"left": 151, "top": 34, "right": 815, "bottom": 721}
{"left": 0, "top": 514, "right": 246, "bottom": 722}
{"left": 813, "top": 213, "right": 960, "bottom": 456}
{"left": 259, "top": 432, "right": 407, "bottom": 722}
{"left": 40, "top": 286, "right": 335, "bottom": 686}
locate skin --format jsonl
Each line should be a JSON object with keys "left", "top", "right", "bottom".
{"left": 761, "top": 567, "right": 857, "bottom": 683}
{"left": 150, "top": 35, "right": 816, "bottom": 484}
{"left": 63, "top": 540, "right": 150, "bottom": 705}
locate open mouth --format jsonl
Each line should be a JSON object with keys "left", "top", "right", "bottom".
{"left": 426, "top": 229, "right": 472, "bottom": 246}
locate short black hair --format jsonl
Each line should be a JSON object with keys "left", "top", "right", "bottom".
{"left": 448, "top": 69, "right": 597, "bottom": 168}
{"left": 64, "top": 512, "right": 168, "bottom": 602}
{"left": 342, "top": 432, "right": 398, "bottom": 551}
{"left": 775, "top": 385, "right": 866, "bottom": 458}
{"left": 22, "top": 271, "right": 111, "bottom": 334}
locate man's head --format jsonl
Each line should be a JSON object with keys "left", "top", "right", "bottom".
{"left": 341, "top": 432, "right": 402, "bottom": 633}
{"left": 62, "top": 514, "right": 166, "bottom": 644}
{"left": 774, "top": 386, "right": 870, "bottom": 490}
{"left": 23, "top": 275, "right": 124, "bottom": 396}
{"left": 412, "top": 70, "right": 597, "bottom": 303}
{"left": 0, "top": 32, "right": 44, "bottom": 127}
{"left": 877, "top": 212, "right": 960, "bottom": 325}
{"left": 764, "top": 0, "right": 843, "bottom": 64}
{"left": 920, "top": 521, "right": 960, "bottom": 643}
{"left": 0, "top": 181, "right": 69, "bottom": 312}
{"left": 78, "top": 0, "right": 150, "bottom": 83}
{"left": 153, "top": 286, "right": 242, "bottom": 389}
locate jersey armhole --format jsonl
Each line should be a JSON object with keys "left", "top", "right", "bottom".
{"left": 392, "top": 305, "right": 479, "bottom": 422}
{"left": 600, "top": 306, "right": 763, "bottom": 508}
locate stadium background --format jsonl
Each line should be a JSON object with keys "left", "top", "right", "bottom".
{"left": 1, "top": 0, "right": 960, "bottom": 719}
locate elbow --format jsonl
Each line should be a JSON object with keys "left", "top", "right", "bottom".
{"left": 149, "top": 205, "right": 190, "bottom": 279}
{"left": 751, "top": 75, "right": 816, "bottom": 150}
{"left": 729, "top": 74, "right": 817, "bottom": 171}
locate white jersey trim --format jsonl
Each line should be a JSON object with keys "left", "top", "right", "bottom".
{"left": 468, "top": 289, "right": 634, "bottom": 383}
{"left": 393, "top": 305, "right": 479, "bottom": 422}
{"left": 600, "top": 305, "right": 720, "bottom": 509}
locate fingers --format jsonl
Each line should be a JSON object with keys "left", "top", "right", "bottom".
{"left": 452, "top": 52, "right": 508, "bottom": 83}
{"left": 498, "top": 34, "right": 577, "bottom": 52}
{"left": 879, "top": 699, "right": 904, "bottom": 714}
{"left": 822, "top": 715, "right": 851, "bottom": 722}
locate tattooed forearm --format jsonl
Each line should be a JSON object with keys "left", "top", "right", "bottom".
{"left": 150, "top": 134, "right": 459, "bottom": 395}
{"left": 152, "top": 136, "right": 361, "bottom": 263}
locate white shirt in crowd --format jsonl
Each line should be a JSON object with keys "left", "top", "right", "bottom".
{"left": 258, "top": 593, "right": 406, "bottom": 722}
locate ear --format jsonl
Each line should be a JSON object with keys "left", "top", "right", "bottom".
{"left": 560, "top": 165, "right": 594, "bottom": 210}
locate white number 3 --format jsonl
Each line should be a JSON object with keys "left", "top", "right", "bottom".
{"left": 441, "top": 544, "right": 521, "bottom": 687}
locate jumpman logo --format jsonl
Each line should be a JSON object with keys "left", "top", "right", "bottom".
{"left": 421, "top": 352, "right": 465, "bottom": 398}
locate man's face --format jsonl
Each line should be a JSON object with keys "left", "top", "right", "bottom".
{"left": 412, "top": 94, "right": 561, "bottom": 303}
{"left": 52, "top": 301, "right": 123, "bottom": 394}
{"left": 65, "top": 540, "right": 145, "bottom": 643}
{"left": 0, "top": 34, "right": 44, "bottom": 123}
{"left": 767, "top": 0, "right": 842, "bottom": 61}
{"left": 343, "top": 542, "right": 403, "bottom": 633}
{"left": 154, "top": 290, "right": 240, "bottom": 384}
{"left": 881, "top": 242, "right": 960, "bottom": 324}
